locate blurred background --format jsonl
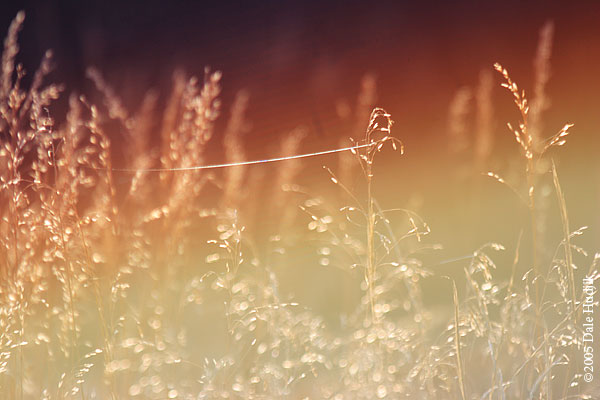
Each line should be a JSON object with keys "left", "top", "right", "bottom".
{"left": 2, "top": 0, "right": 598, "bottom": 316}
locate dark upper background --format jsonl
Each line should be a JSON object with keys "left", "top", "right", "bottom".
{"left": 1, "top": 1, "right": 599, "bottom": 267}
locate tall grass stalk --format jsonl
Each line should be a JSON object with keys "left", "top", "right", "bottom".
{"left": 551, "top": 162, "right": 577, "bottom": 319}
{"left": 355, "top": 108, "right": 399, "bottom": 324}
{"left": 452, "top": 280, "right": 467, "bottom": 400}
{"left": 494, "top": 63, "right": 542, "bottom": 315}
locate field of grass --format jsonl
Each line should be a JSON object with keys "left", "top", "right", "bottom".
{"left": 0, "top": 10, "right": 598, "bottom": 399}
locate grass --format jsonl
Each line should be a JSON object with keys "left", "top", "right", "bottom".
{"left": 0, "top": 11, "right": 597, "bottom": 399}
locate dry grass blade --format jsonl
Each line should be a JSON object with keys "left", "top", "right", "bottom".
{"left": 552, "top": 161, "right": 577, "bottom": 319}
{"left": 453, "top": 280, "right": 467, "bottom": 400}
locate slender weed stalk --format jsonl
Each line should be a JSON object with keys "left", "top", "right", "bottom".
{"left": 452, "top": 280, "right": 467, "bottom": 400}
{"left": 353, "top": 108, "right": 401, "bottom": 324}
{"left": 493, "top": 63, "right": 573, "bottom": 334}
{"left": 551, "top": 162, "right": 577, "bottom": 319}
{"left": 494, "top": 63, "right": 541, "bottom": 311}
